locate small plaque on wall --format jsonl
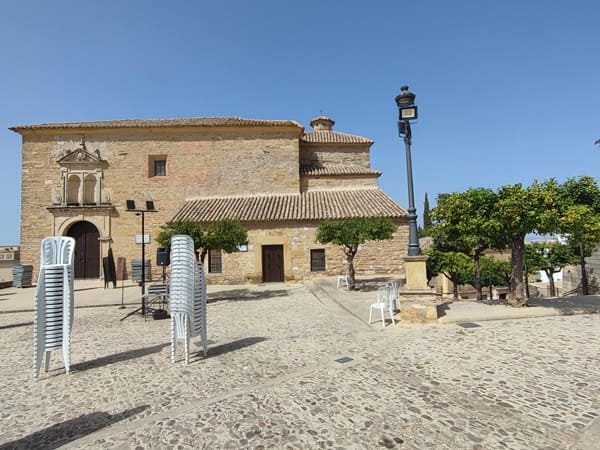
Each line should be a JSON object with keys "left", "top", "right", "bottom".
{"left": 135, "top": 234, "right": 150, "bottom": 244}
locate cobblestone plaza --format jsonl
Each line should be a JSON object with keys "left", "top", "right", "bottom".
{"left": 1, "top": 281, "right": 599, "bottom": 449}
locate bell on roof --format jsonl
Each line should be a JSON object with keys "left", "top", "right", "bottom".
{"left": 310, "top": 115, "right": 335, "bottom": 131}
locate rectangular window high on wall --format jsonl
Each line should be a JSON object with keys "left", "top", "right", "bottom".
{"left": 208, "top": 249, "right": 222, "bottom": 273}
{"left": 310, "top": 249, "right": 326, "bottom": 272}
{"left": 154, "top": 159, "right": 166, "bottom": 176}
{"left": 149, "top": 155, "right": 167, "bottom": 177}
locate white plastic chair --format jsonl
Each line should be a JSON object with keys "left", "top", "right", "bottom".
{"left": 369, "top": 284, "right": 395, "bottom": 328}
{"left": 169, "top": 235, "right": 208, "bottom": 364}
{"left": 388, "top": 280, "right": 400, "bottom": 311}
{"left": 33, "top": 236, "right": 75, "bottom": 378}
{"left": 337, "top": 274, "right": 350, "bottom": 288}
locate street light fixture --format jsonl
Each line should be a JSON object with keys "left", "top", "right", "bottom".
{"left": 396, "top": 85, "right": 421, "bottom": 256}
{"left": 125, "top": 199, "right": 158, "bottom": 316}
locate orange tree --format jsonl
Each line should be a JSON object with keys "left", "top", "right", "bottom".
{"left": 316, "top": 217, "right": 395, "bottom": 290}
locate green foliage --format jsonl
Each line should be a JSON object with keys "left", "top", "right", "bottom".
{"left": 156, "top": 220, "right": 204, "bottom": 250}
{"left": 156, "top": 218, "right": 248, "bottom": 262}
{"left": 479, "top": 256, "right": 511, "bottom": 287}
{"left": 493, "top": 180, "right": 561, "bottom": 239}
{"left": 525, "top": 241, "right": 578, "bottom": 276}
{"left": 431, "top": 187, "right": 504, "bottom": 253}
{"left": 316, "top": 217, "right": 396, "bottom": 290}
{"left": 426, "top": 249, "right": 472, "bottom": 284}
{"left": 421, "top": 193, "right": 432, "bottom": 236}
{"left": 430, "top": 187, "right": 505, "bottom": 300}
{"left": 204, "top": 219, "right": 248, "bottom": 254}
{"left": 429, "top": 177, "right": 600, "bottom": 305}
{"left": 557, "top": 176, "right": 600, "bottom": 247}
{"left": 426, "top": 248, "right": 473, "bottom": 300}
{"left": 316, "top": 217, "right": 396, "bottom": 250}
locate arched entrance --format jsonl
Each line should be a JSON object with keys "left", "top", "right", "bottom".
{"left": 67, "top": 221, "right": 100, "bottom": 279}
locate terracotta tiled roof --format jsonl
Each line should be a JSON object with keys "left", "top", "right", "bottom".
{"left": 10, "top": 117, "right": 303, "bottom": 132}
{"left": 172, "top": 189, "right": 406, "bottom": 223}
{"left": 301, "top": 130, "right": 373, "bottom": 144}
{"left": 300, "top": 164, "right": 381, "bottom": 177}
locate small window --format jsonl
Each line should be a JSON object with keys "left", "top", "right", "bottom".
{"left": 149, "top": 155, "right": 167, "bottom": 177}
{"left": 310, "top": 249, "right": 326, "bottom": 272}
{"left": 154, "top": 159, "right": 166, "bottom": 176}
{"left": 208, "top": 249, "right": 222, "bottom": 273}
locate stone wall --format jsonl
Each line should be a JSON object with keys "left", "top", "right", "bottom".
{"left": 19, "top": 126, "right": 301, "bottom": 280}
{"left": 204, "top": 219, "right": 409, "bottom": 284}
{"left": 300, "top": 175, "right": 379, "bottom": 192}
{"left": 299, "top": 143, "right": 371, "bottom": 167}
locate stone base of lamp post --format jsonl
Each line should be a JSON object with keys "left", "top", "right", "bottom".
{"left": 399, "top": 255, "right": 439, "bottom": 323}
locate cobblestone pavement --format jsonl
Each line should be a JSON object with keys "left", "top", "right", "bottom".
{"left": 0, "top": 283, "right": 599, "bottom": 449}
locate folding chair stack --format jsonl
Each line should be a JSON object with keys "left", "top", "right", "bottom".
{"left": 33, "top": 237, "right": 75, "bottom": 378}
{"left": 169, "top": 235, "right": 208, "bottom": 364}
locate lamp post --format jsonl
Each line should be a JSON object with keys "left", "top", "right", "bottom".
{"left": 396, "top": 85, "right": 421, "bottom": 256}
{"left": 126, "top": 199, "right": 158, "bottom": 315}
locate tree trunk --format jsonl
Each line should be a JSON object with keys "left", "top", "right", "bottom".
{"left": 344, "top": 246, "right": 357, "bottom": 290}
{"left": 474, "top": 249, "right": 482, "bottom": 301}
{"left": 199, "top": 248, "right": 207, "bottom": 264}
{"left": 545, "top": 269, "right": 556, "bottom": 297}
{"left": 508, "top": 234, "right": 527, "bottom": 307}
{"left": 444, "top": 272, "right": 459, "bottom": 301}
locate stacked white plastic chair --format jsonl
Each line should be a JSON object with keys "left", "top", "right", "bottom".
{"left": 169, "top": 235, "right": 208, "bottom": 364}
{"left": 33, "top": 236, "right": 75, "bottom": 378}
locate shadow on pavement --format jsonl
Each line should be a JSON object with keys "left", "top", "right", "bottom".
{"left": 0, "top": 321, "right": 33, "bottom": 331}
{"left": 436, "top": 302, "right": 453, "bottom": 319}
{"left": 208, "top": 289, "right": 289, "bottom": 303}
{"left": 204, "top": 336, "right": 268, "bottom": 358}
{"left": 0, "top": 405, "right": 149, "bottom": 450}
{"left": 526, "top": 295, "right": 600, "bottom": 314}
{"left": 71, "top": 342, "right": 169, "bottom": 372}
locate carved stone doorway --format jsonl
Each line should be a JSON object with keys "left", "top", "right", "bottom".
{"left": 67, "top": 220, "right": 100, "bottom": 279}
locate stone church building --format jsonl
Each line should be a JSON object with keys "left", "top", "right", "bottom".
{"left": 11, "top": 115, "right": 409, "bottom": 284}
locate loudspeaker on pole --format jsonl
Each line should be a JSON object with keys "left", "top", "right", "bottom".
{"left": 157, "top": 247, "right": 170, "bottom": 266}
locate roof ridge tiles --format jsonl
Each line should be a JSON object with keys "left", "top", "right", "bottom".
{"left": 10, "top": 117, "right": 304, "bottom": 132}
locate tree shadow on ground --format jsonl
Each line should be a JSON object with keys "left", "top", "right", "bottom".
{"left": 0, "top": 321, "right": 33, "bottom": 331}
{"left": 353, "top": 277, "right": 404, "bottom": 293}
{"left": 71, "top": 342, "right": 169, "bottom": 372}
{"left": 441, "top": 296, "right": 600, "bottom": 316}
{"left": 208, "top": 289, "right": 289, "bottom": 303}
{"left": 201, "top": 336, "right": 268, "bottom": 358}
{"left": 526, "top": 295, "right": 600, "bottom": 314}
{"left": 0, "top": 405, "right": 149, "bottom": 450}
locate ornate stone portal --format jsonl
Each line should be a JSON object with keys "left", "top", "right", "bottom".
{"left": 47, "top": 138, "right": 115, "bottom": 277}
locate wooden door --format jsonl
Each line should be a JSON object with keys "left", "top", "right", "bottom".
{"left": 67, "top": 221, "right": 100, "bottom": 279}
{"left": 262, "top": 245, "right": 284, "bottom": 282}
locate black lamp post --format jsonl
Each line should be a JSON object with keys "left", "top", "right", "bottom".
{"left": 126, "top": 199, "right": 158, "bottom": 315}
{"left": 396, "top": 85, "right": 421, "bottom": 256}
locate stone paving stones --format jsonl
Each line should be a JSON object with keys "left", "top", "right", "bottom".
{"left": 0, "top": 284, "right": 599, "bottom": 449}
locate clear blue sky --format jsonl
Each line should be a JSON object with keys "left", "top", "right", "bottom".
{"left": 1, "top": 1, "right": 598, "bottom": 245}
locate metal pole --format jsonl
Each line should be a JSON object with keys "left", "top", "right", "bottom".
{"left": 402, "top": 121, "right": 421, "bottom": 256}
{"left": 141, "top": 211, "right": 146, "bottom": 315}
{"left": 580, "top": 242, "right": 589, "bottom": 295}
